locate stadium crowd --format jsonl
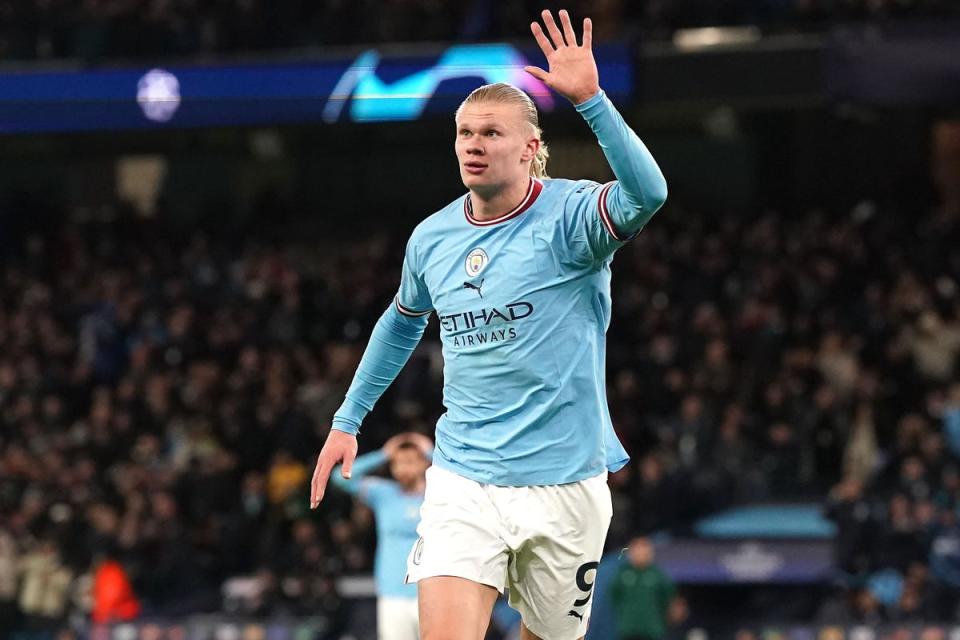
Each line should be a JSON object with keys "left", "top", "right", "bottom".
{"left": 1, "top": 173, "right": 959, "bottom": 633}
{"left": 0, "top": 0, "right": 956, "bottom": 61}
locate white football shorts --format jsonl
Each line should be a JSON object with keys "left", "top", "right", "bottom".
{"left": 406, "top": 465, "right": 612, "bottom": 639}
{"left": 376, "top": 595, "right": 419, "bottom": 640}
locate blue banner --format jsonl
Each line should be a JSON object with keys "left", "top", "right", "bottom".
{"left": 0, "top": 44, "right": 631, "bottom": 133}
{"left": 655, "top": 539, "right": 834, "bottom": 583}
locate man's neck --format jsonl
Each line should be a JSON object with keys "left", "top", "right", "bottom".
{"left": 469, "top": 177, "right": 532, "bottom": 222}
{"left": 401, "top": 479, "right": 426, "bottom": 494}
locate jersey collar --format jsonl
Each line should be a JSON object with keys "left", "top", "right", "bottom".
{"left": 464, "top": 178, "right": 543, "bottom": 227}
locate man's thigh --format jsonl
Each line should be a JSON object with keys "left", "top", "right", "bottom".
{"left": 418, "top": 576, "right": 499, "bottom": 640}
{"left": 508, "top": 550, "right": 605, "bottom": 640}
{"left": 505, "top": 473, "right": 612, "bottom": 640}
{"left": 519, "top": 622, "right": 584, "bottom": 640}
{"left": 407, "top": 466, "right": 509, "bottom": 639}
{"left": 406, "top": 466, "right": 510, "bottom": 589}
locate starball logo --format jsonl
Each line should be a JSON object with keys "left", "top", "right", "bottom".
{"left": 323, "top": 44, "right": 555, "bottom": 123}
{"left": 439, "top": 301, "right": 534, "bottom": 348}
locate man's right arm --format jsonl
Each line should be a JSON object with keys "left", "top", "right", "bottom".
{"left": 311, "top": 235, "right": 433, "bottom": 508}
{"left": 311, "top": 303, "right": 428, "bottom": 508}
{"left": 330, "top": 303, "right": 430, "bottom": 435}
{"left": 332, "top": 233, "right": 433, "bottom": 434}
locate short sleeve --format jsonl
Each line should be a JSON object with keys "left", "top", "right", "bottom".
{"left": 396, "top": 235, "right": 433, "bottom": 317}
{"left": 562, "top": 180, "right": 640, "bottom": 265}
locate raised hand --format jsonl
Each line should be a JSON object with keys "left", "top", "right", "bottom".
{"left": 525, "top": 9, "right": 600, "bottom": 106}
{"left": 406, "top": 432, "right": 435, "bottom": 457}
{"left": 383, "top": 433, "right": 409, "bottom": 460}
{"left": 384, "top": 432, "right": 434, "bottom": 459}
{"left": 310, "top": 429, "right": 358, "bottom": 508}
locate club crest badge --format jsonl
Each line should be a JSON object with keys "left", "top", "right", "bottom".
{"left": 465, "top": 248, "right": 489, "bottom": 277}
{"left": 413, "top": 537, "right": 424, "bottom": 565}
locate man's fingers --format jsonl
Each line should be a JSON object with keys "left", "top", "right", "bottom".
{"left": 341, "top": 448, "right": 355, "bottom": 480}
{"left": 582, "top": 17, "right": 592, "bottom": 49}
{"left": 524, "top": 66, "right": 550, "bottom": 84}
{"left": 530, "top": 22, "right": 554, "bottom": 58}
{"left": 559, "top": 9, "right": 578, "bottom": 47}
{"left": 541, "top": 9, "right": 567, "bottom": 48}
{"left": 310, "top": 458, "right": 330, "bottom": 509}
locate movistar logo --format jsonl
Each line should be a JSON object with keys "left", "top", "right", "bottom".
{"left": 323, "top": 44, "right": 554, "bottom": 123}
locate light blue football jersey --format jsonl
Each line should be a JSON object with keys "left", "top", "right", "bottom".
{"left": 362, "top": 479, "right": 422, "bottom": 598}
{"left": 395, "top": 177, "right": 632, "bottom": 486}
{"left": 332, "top": 450, "right": 422, "bottom": 598}
{"left": 332, "top": 90, "right": 668, "bottom": 487}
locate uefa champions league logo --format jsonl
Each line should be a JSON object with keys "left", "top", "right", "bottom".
{"left": 131, "top": 45, "right": 553, "bottom": 127}
{"left": 323, "top": 44, "right": 554, "bottom": 123}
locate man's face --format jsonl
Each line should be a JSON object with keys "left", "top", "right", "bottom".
{"left": 455, "top": 101, "right": 538, "bottom": 195}
{"left": 628, "top": 538, "right": 654, "bottom": 568}
{"left": 390, "top": 447, "right": 428, "bottom": 489}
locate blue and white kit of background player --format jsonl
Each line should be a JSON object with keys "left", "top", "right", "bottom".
{"left": 331, "top": 449, "right": 423, "bottom": 640}
{"left": 331, "top": 90, "right": 667, "bottom": 638}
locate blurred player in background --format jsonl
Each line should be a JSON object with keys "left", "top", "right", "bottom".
{"left": 331, "top": 432, "right": 432, "bottom": 640}
{"left": 311, "top": 8, "right": 667, "bottom": 639}
{"left": 609, "top": 537, "right": 687, "bottom": 640}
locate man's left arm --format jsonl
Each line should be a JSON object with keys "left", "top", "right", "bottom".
{"left": 576, "top": 91, "right": 668, "bottom": 240}
{"left": 525, "top": 9, "right": 667, "bottom": 243}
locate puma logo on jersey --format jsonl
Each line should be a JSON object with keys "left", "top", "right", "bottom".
{"left": 463, "top": 279, "right": 484, "bottom": 298}
{"left": 567, "top": 610, "right": 584, "bottom": 621}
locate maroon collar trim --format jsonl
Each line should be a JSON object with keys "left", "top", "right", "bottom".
{"left": 464, "top": 178, "right": 543, "bottom": 227}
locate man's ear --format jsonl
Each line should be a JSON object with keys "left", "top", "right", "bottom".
{"left": 522, "top": 137, "right": 540, "bottom": 163}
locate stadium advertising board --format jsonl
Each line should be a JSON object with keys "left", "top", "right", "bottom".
{"left": 0, "top": 44, "right": 631, "bottom": 133}
{"left": 655, "top": 539, "right": 833, "bottom": 583}
{"left": 87, "top": 620, "right": 960, "bottom": 640}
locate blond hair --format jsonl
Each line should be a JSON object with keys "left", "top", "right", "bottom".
{"left": 456, "top": 83, "right": 549, "bottom": 179}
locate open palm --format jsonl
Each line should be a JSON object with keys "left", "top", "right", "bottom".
{"left": 525, "top": 9, "right": 600, "bottom": 106}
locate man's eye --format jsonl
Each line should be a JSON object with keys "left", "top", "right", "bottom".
{"left": 486, "top": 131, "right": 498, "bottom": 137}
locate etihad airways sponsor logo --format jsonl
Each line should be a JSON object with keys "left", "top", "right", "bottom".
{"left": 439, "top": 301, "right": 534, "bottom": 348}
{"left": 438, "top": 301, "right": 533, "bottom": 333}
{"left": 450, "top": 327, "right": 517, "bottom": 347}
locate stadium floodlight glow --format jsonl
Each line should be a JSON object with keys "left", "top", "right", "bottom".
{"left": 136, "top": 68, "right": 182, "bottom": 122}
{"left": 323, "top": 44, "right": 555, "bottom": 123}
{"left": 672, "top": 26, "right": 761, "bottom": 51}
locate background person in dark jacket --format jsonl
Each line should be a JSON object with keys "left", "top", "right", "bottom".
{"left": 609, "top": 537, "right": 686, "bottom": 640}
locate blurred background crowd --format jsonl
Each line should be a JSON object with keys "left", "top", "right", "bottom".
{"left": 1, "top": 0, "right": 959, "bottom": 637}
{"left": 1, "top": 156, "right": 959, "bottom": 632}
